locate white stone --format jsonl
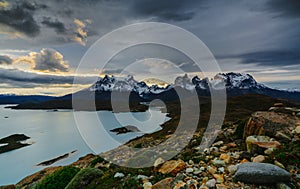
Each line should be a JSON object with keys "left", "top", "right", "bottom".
{"left": 212, "top": 159, "right": 225, "bottom": 167}
{"left": 206, "top": 179, "right": 216, "bottom": 188}
{"left": 218, "top": 167, "right": 225, "bottom": 173}
{"left": 295, "top": 126, "right": 300, "bottom": 134}
{"left": 186, "top": 167, "right": 194, "bottom": 173}
{"left": 227, "top": 165, "right": 237, "bottom": 174}
{"left": 137, "top": 175, "right": 149, "bottom": 180}
{"left": 114, "top": 172, "right": 125, "bottom": 178}
{"left": 143, "top": 182, "right": 152, "bottom": 189}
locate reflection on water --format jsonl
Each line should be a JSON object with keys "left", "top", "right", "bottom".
{"left": 0, "top": 105, "right": 168, "bottom": 185}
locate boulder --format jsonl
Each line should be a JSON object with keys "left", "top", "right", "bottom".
{"left": 234, "top": 162, "right": 291, "bottom": 184}
{"left": 244, "top": 111, "right": 299, "bottom": 142}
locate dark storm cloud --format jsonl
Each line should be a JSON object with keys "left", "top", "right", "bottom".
{"left": 218, "top": 50, "right": 300, "bottom": 67}
{"left": 0, "top": 0, "right": 46, "bottom": 37}
{"left": 131, "top": 0, "right": 198, "bottom": 21}
{"left": 52, "top": 0, "right": 199, "bottom": 21}
{"left": 18, "top": 0, "right": 48, "bottom": 11}
{"left": 266, "top": 0, "right": 300, "bottom": 18}
{"left": 42, "top": 17, "right": 67, "bottom": 34}
{"left": 0, "top": 55, "right": 13, "bottom": 64}
{"left": 0, "top": 67, "right": 95, "bottom": 85}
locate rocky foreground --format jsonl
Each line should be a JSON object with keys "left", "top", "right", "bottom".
{"left": 1, "top": 103, "right": 300, "bottom": 189}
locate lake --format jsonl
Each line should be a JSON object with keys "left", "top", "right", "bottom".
{"left": 0, "top": 105, "right": 169, "bottom": 185}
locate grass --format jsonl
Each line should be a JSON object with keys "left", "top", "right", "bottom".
{"left": 34, "top": 166, "right": 80, "bottom": 189}
{"left": 269, "top": 141, "right": 300, "bottom": 166}
{"left": 65, "top": 168, "right": 103, "bottom": 189}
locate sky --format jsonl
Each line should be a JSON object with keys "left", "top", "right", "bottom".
{"left": 0, "top": 0, "right": 299, "bottom": 95}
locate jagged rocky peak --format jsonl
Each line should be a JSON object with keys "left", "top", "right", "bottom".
{"left": 214, "top": 72, "right": 262, "bottom": 89}
{"left": 90, "top": 75, "right": 141, "bottom": 92}
{"left": 192, "top": 76, "right": 209, "bottom": 89}
{"left": 174, "top": 74, "right": 195, "bottom": 90}
{"left": 89, "top": 72, "right": 267, "bottom": 95}
{"left": 89, "top": 75, "right": 171, "bottom": 95}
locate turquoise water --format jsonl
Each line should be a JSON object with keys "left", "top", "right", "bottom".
{"left": 0, "top": 105, "right": 168, "bottom": 185}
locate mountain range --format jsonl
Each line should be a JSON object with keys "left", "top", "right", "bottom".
{"left": 4, "top": 72, "right": 300, "bottom": 110}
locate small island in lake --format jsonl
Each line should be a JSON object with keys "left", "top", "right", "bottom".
{"left": 37, "top": 150, "right": 77, "bottom": 166}
{"left": 0, "top": 134, "right": 31, "bottom": 154}
{"left": 110, "top": 125, "right": 141, "bottom": 135}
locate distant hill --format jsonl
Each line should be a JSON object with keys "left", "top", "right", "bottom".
{"left": 0, "top": 95, "right": 55, "bottom": 105}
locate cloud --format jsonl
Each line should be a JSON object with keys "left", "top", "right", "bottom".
{"left": 0, "top": 67, "right": 96, "bottom": 86}
{"left": 0, "top": 1, "right": 9, "bottom": 8}
{"left": 41, "top": 17, "right": 67, "bottom": 34}
{"left": 0, "top": 55, "right": 12, "bottom": 64}
{"left": 131, "top": 0, "right": 198, "bottom": 21}
{"left": 0, "top": 0, "right": 46, "bottom": 37}
{"left": 72, "top": 18, "right": 90, "bottom": 46}
{"left": 16, "top": 49, "right": 70, "bottom": 73}
{"left": 219, "top": 50, "right": 300, "bottom": 67}
{"left": 265, "top": 0, "right": 300, "bottom": 18}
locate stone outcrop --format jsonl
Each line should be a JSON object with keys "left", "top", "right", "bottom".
{"left": 244, "top": 111, "right": 299, "bottom": 142}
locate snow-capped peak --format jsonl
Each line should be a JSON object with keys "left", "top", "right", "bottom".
{"left": 174, "top": 74, "right": 195, "bottom": 90}
{"left": 89, "top": 75, "right": 170, "bottom": 96}
{"left": 212, "top": 72, "right": 263, "bottom": 89}
{"left": 88, "top": 72, "right": 269, "bottom": 97}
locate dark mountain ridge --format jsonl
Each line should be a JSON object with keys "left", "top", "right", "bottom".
{"left": 5, "top": 72, "right": 300, "bottom": 110}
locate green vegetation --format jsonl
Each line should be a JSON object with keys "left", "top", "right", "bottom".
{"left": 270, "top": 141, "right": 300, "bottom": 166}
{"left": 65, "top": 168, "right": 103, "bottom": 189}
{"left": 89, "top": 156, "right": 106, "bottom": 167}
{"left": 34, "top": 166, "right": 80, "bottom": 189}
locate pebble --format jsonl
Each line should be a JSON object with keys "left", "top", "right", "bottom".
{"left": 216, "top": 183, "right": 227, "bottom": 189}
{"left": 212, "top": 141, "right": 224, "bottom": 147}
{"left": 210, "top": 147, "right": 219, "bottom": 153}
{"left": 213, "top": 174, "right": 224, "bottom": 183}
{"left": 227, "top": 165, "right": 237, "bottom": 175}
{"left": 188, "top": 160, "right": 194, "bottom": 165}
{"left": 212, "top": 159, "right": 226, "bottom": 167}
{"left": 152, "top": 178, "right": 173, "bottom": 189}
{"left": 219, "top": 153, "right": 230, "bottom": 163}
{"left": 193, "top": 169, "right": 202, "bottom": 175}
{"left": 219, "top": 146, "right": 228, "bottom": 151}
{"left": 143, "top": 182, "right": 152, "bottom": 189}
{"left": 252, "top": 155, "right": 265, "bottom": 163}
{"left": 264, "top": 148, "right": 274, "bottom": 155}
{"left": 295, "top": 126, "right": 300, "bottom": 134}
{"left": 218, "top": 167, "right": 225, "bottom": 173}
{"left": 186, "top": 179, "right": 198, "bottom": 188}
{"left": 208, "top": 166, "right": 217, "bottom": 174}
{"left": 186, "top": 168, "right": 194, "bottom": 173}
{"left": 173, "top": 181, "right": 186, "bottom": 189}
{"left": 226, "top": 142, "right": 237, "bottom": 148}
{"left": 137, "top": 175, "right": 149, "bottom": 180}
{"left": 274, "top": 160, "right": 285, "bottom": 169}
{"left": 240, "top": 158, "right": 249, "bottom": 163}
{"left": 154, "top": 157, "right": 165, "bottom": 167}
{"left": 206, "top": 179, "right": 216, "bottom": 188}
